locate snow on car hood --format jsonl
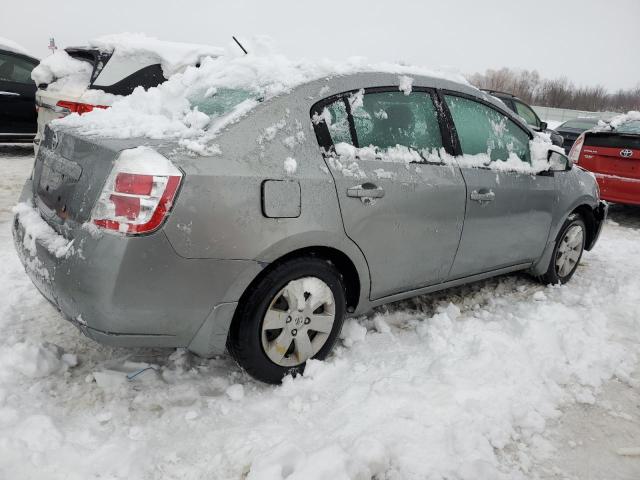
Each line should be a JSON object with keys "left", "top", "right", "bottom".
{"left": 53, "top": 49, "right": 471, "bottom": 155}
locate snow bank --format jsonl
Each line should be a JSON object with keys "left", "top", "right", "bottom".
{"left": 54, "top": 48, "right": 469, "bottom": 155}
{"left": 31, "top": 50, "right": 92, "bottom": 95}
{"left": 0, "top": 36, "right": 31, "bottom": 56}
{"left": 88, "top": 33, "right": 224, "bottom": 78}
{"left": 13, "top": 201, "right": 74, "bottom": 258}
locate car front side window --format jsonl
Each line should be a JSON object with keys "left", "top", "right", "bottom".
{"left": 444, "top": 94, "right": 531, "bottom": 164}
{"left": 315, "top": 89, "right": 444, "bottom": 161}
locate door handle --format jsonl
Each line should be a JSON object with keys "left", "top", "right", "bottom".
{"left": 347, "top": 182, "right": 385, "bottom": 198}
{"left": 470, "top": 189, "right": 495, "bottom": 202}
{"left": 0, "top": 91, "right": 20, "bottom": 97}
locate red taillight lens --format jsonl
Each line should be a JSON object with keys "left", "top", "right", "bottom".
{"left": 91, "top": 147, "right": 182, "bottom": 235}
{"left": 115, "top": 173, "right": 154, "bottom": 195}
{"left": 56, "top": 100, "right": 108, "bottom": 115}
{"left": 568, "top": 133, "right": 585, "bottom": 165}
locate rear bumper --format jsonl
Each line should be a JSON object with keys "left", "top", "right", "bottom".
{"left": 12, "top": 181, "right": 263, "bottom": 355}
{"left": 586, "top": 201, "right": 607, "bottom": 251}
{"left": 594, "top": 173, "right": 640, "bottom": 206}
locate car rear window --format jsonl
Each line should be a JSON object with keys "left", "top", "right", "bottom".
{"left": 189, "top": 88, "right": 257, "bottom": 120}
{"left": 560, "top": 119, "right": 599, "bottom": 130}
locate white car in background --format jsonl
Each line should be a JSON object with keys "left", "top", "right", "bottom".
{"left": 33, "top": 34, "right": 222, "bottom": 152}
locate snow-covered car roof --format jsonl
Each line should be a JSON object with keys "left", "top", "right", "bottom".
{"left": 0, "top": 36, "right": 34, "bottom": 58}
{"left": 54, "top": 51, "right": 472, "bottom": 154}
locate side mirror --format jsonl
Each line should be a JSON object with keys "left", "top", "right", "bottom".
{"left": 539, "top": 121, "right": 548, "bottom": 131}
{"left": 548, "top": 149, "right": 571, "bottom": 171}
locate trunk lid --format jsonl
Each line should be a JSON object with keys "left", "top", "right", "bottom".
{"left": 579, "top": 132, "right": 640, "bottom": 179}
{"left": 31, "top": 127, "right": 119, "bottom": 233}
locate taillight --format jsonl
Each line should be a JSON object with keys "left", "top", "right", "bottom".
{"left": 568, "top": 133, "right": 585, "bottom": 165}
{"left": 55, "top": 100, "right": 108, "bottom": 115}
{"left": 91, "top": 147, "right": 183, "bottom": 235}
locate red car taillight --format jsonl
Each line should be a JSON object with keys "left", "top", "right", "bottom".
{"left": 91, "top": 147, "right": 183, "bottom": 235}
{"left": 568, "top": 133, "right": 585, "bottom": 165}
{"left": 56, "top": 100, "right": 108, "bottom": 115}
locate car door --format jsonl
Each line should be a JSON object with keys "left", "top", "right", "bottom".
{"left": 441, "top": 93, "right": 555, "bottom": 279}
{"left": 312, "top": 87, "right": 466, "bottom": 299}
{"left": 0, "top": 51, "right": 38, "bottom": 135}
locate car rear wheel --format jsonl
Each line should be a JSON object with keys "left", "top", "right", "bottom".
{"left": 227, "top": 257, "right": 346, "bottom": 384}
{"left": 539, "top": 214, "right": 586, "bottom": 284}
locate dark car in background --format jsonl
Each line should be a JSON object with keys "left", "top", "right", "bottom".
{"left": 556, "top": 117, "right": 600, "bottom": 153}
{"left": 0, "top": 47, "right": 39, "bottom": 142}
{"left": 482, "top": 89, "right": 564, "bottom": 147}
{"left": 570, "top": 116, "right": 640, "bottom": 205}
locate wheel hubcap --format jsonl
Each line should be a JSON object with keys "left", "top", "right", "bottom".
{"left": 555, "top": 225, "right": 584, "bottom": 278}
{"left": 261, "top": 277, "right": 336, "bottom": 367}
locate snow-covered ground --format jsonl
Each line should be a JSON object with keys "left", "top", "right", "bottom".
{"left": 1, "top": 145, "right": 639, "bottom": 480}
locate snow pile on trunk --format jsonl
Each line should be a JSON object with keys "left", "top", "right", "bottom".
{"left": 54, "top": 49, "right": 469, "bottom": 155}
{"left": 31, "top": 50, "right": 93, "bottom": 94}
{"left": 88, "top": 33, "right": 224, "bottom": 78}
{"left": 13, "top": 201, "right": 74, "bottom": 258}
{"left": 0, "top": 36, "right": 31, "bottom": 56}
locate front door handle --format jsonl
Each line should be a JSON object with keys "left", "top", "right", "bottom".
{"left": 347, "top": 182, "right": 385, "bottom": 198}
{"left": 470, "top": 189, "right": 495, "bottom": 202}
{"left": 0, "top": 91, "right": 20, "bottom": 97}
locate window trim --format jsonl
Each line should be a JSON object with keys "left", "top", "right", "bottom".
{"left": 310, "top": 86, "right": 456, "bottom": 159}
{"left": 436, "top": 89, "right": 533, "bottom": 159}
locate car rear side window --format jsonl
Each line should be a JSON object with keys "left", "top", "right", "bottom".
{"left": 445, "top": 95, "right": 531, "bottom": 163}
{"left": 0, "top": 53, "right": 35, "bottom": 84}
{"left": 318, "top": 89, "right": 443, "bottom": 156}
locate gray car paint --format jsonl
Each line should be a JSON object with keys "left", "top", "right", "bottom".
{"left": 13, "top": 72, "right": 605, "bottom": 358}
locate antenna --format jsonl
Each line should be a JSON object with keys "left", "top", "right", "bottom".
{"left": 232, "top": 36, "right": 248, "bottom": 55}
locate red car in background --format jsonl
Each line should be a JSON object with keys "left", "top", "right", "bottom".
{"left": 570, "top": 113, "right": 640, "bottom": 205}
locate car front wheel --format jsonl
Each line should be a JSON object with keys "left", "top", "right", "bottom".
{"left": 540, "top": 213, "right": 586, "bottom": 284}
{"left": 227, "top": 257, "right": 346, "bottom": 384}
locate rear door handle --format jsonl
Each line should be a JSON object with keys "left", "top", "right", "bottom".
{"left": 470, "top": 189, "right": 495, "bottom": 202}
{"left": 0, "top": 91, "right": 20, "bottom": 97}
{"left": 347, "top": 182, "right": 385, "bottom": 198}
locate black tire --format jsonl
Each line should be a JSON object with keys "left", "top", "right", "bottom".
{"left": 227, "top": 256, "right": 346, "bottom": 384}
{"left": 539, "top": 213, "right": 586, "bottom": 285}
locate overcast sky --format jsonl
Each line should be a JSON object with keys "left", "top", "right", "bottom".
{"left": 3, "top": 0, "right": 639, "bottom": 90}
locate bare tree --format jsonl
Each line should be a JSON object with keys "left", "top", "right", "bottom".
{"left": 469, "top": 68, "right": 640, "bottom": 112}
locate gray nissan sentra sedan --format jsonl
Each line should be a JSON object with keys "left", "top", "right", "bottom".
{"left": 13, "top": 70, "right": 606, "bottom": 383}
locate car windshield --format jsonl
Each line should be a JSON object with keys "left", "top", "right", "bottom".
{"left": 189, "top": 87, "right": 258, "bottom": 121}
{"left": 614, "top": 120, "right": 640, "bottom": 134}
{"left": 560, "top": 118, "right": 599, "bottom": 130}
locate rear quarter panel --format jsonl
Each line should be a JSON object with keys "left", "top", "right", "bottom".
{"left": 161, "top": 85, "right": 351, "bottom": 263}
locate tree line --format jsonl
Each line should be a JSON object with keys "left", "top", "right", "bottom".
{"left": 468, "top": 68, "right": 640, "bottom": 113}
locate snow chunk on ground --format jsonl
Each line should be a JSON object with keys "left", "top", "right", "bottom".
{"left": 398, "top": 75, "right": 413, "bottom": 95}
{"left": 0, "top": 341, "right": 74, "bottom": 380}
{"left": 284, "top": 157, "right": 297, "bottom": 175}
{"left": 13, "top": 201, "right": 74, "bottom": 258}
